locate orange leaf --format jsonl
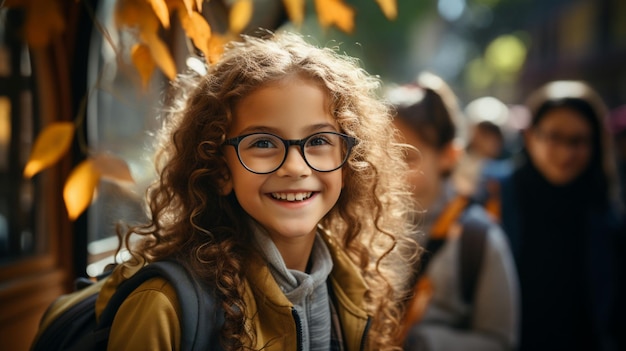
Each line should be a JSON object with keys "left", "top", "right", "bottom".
{"left": 195, "top": 0, "right": 203, "bottom": 12}
{"left": 229, "top": 0, "right": 253, "bottom": 34}
{"left": 179, "top": 10, "right": 212, "bottom": 60}
{"left": 63, "top": 159, "right": 101, "bottom": 221}
{"left": 168, "top": 0, "right": 194, "bottom": 13}
{"left": 131, "top": 43, "right": 156, "bottom": 88}
{"left": 282, "top": 0, "right": 305, "bottom": 26}
{"left": 148, "top": 0, "right": 171, "bottom": 28}
{"left": 182, "top": 0, "right": 195, "bottom": 13}
{"left": 142, "top": 33, "right": 177, "bottom": 80}
{"left": 23, "top": 121, "right": 75, "bottom": 178}
{"left": 376, "top": 0, "right": 397, "bottom": 20}
{"left": 0, "top": 97, "right": 10, "bottom": 151}
{"left": 207, "top": 33, "right": 233, "bottom": 64}
{"left": 92, "top": 153, "right": 135, "bottom": 184}
{"left": 314, "top": 0, "right": 355, "bottom": 34}
{"left": 115, "top": 0, "right": 159, "bottom": 33}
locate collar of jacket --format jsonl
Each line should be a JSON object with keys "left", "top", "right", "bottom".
{"left": 243, "top": 228, "right": 371, "bottom": 351}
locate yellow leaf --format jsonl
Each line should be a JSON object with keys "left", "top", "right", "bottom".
{"left": 131, "top": 43, "right": 156, "bottom": 88}
{"left": 23, "top": 121, "right": 75, "bottom": 178}
{"left": 229, "top": 0, "right": 253, "bottom": 34}
{"left": 168, "top": 0, "right": 194, "bottom": 13}
{"left": 282, "top": 0, "right": 305, "bottom": 26}
{"left": 148, "top": 0, "right": 171, "bottom": 28}
{"left": 0, "top": 97, "right": 10, "bottom": 150}
{"left": 314, "top": 0, "right": 355, "bottom": 34}
{"left": 195, "top": 0, "right": 203, "bottom": 12}
{"left": 207, "top": 33, "right": 233, "bottom": 64}
{"left": 115, "top": 0, "right": 159, "bottom": 33}
{"left": 179, "top": 10, "right": 212, "bottom": 60}
{"left": 376, "top": 0, "right": 397, "bottom": 20}
{"left": 142, "top": 33, "right": 177, "bottom": 80}
{"left": 182, "top": 0, "right": 194, "bottom": 13}
{"left": 63, "top": 159, "right": 101, "bottom": 221}
{"left": 92, "top": 153, "right": 135, "bottom": 184}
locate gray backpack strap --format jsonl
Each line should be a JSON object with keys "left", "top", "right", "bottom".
{"left": 459, "top": 217, "right": 488, "bottom": 305}
{"left": 98, "top": 260, "right": 222, "bottom": 351}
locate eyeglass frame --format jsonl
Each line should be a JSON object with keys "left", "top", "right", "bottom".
{"left": 223, "top": 131, "right": 358, "bottom": 174}
{"left": 532, "top": 128, "right": 592, "bottom": 150}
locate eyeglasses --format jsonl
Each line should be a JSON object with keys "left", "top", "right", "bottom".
{"left": 223, "top": 131, "right": 358, "bottom": 174}
{"left": 533, "top": 129, "right": 592, "bottom": 150}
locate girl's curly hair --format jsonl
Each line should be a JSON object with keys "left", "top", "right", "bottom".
{"left": 121, "top": 31, "right": 418, "bottom": 350}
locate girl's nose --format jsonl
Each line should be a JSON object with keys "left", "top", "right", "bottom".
{"left": 275, "top": 146, "right": 312, "bottom": 177}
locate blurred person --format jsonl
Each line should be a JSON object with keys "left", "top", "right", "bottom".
{"left": 609, "top": 104, "right": 626, "bottom": 205}
{"left": 467, "top": 121, "right": 506, "bottom": 160}
{"left": 493, "top": 80, "right": 624, "bottom": 351}
{"left": 389, "top": 72, "right": 519, "bottom": 351}
{"left": 608, "top": 104, "right": 626, "bottom": 351}
{"left": 454, "top": 97, "right": 510, "bottom": 202}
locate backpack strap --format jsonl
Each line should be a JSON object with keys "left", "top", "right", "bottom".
{"left": 459, "top": 215, "right": 489, "bottom": 305}
{"left": 94, "top": 260, "right": 220, "bottom": 351}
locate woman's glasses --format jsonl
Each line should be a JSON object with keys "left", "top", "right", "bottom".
{"left": 224, "top": 132, "right": 358, "bottom": 174}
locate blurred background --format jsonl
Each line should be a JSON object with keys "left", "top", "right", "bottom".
{"left": 1, "top": 0, "right": 625, "bottom": 349}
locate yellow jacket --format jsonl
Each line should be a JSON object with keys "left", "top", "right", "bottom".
{"left": 95, "top": 232, "right": 372, "bottom": 351}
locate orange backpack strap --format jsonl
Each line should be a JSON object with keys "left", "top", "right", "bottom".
{"left": 400, "top": 196, "right": 470, "bottom": 339}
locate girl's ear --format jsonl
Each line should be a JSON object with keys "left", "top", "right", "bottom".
{"left": 219, "top": 175, "right": 233, "bottom": 196}
{"left": 438, "top": 142, "right": 463, "bottom": 173}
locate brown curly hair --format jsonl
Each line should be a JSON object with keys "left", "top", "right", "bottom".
{"left": 120, "top": 31, "right": 418, "bottom": 350}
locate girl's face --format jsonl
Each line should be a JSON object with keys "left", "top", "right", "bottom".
{"left": 224, "top": 75, "right": 344, "bottom": 246}
{"left": 393, "top": 119, "right": 447, "bottom": 208}
{"left": 525, "top": 106, "right": 593, "bottom": 185}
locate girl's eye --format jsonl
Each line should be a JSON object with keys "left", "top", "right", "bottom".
{"left": 244, "top": 135, "right": 279, "bottom": 149}
{"left": 307, "top": 135, "right": 332, "bottom": 147}
{"left": 251, "top": 139, "right": 277, "bottom": 148}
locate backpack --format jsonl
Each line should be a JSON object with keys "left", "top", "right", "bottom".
{"left": 30, "top": 260, "right": 221, "bottom": 351}
{"left": 401, "top": 196, "right": 488, "bottom": 338}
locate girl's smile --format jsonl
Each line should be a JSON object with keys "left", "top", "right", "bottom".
{"left": 224, "top": 74, "right": 344, "bottom": 261}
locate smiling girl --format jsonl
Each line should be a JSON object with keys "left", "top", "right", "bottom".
{"left": 94, "top": 32, "right": 417, "bottom": 351}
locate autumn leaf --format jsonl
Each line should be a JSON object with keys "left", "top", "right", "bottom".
{"left": 92, "top": 153, "right": 135, "bottom": 184}
{"left": 131, "top": 43, "right": 156, "bottom": 88}
{"left": 148, "top": 0, "right": 171, "bottom": 28}
{"left": 282, "top": 0, "right": 305, "bottom": 27}
{"left": 63, "top": 159, "right": 101, "bottom": 221}
{"left": 207, "top": 33, "right": 233, "bottom": 64}
{"left": 229, "top": 0, "right": 253, "bottom": 34}
{"left": 0, "top": 97, "right": 10, "bottom": 149}
{"left": 376, "top": 0, "right": 397, "bottom": 20}
{"left": 314, "top": 0, "right": 355, "bottom": 34}
{"left": 142, "top": 32, "right": 177, "bottom": 80}
{"left": 23, "top": 121, "right": 75, "bottom": 179}
{"left": 195, "top": 0, "right": 203, "bottom": 12}
{"left": 115, "top": 0, "right": 160, "bottom": 34}
{"left": 181, "top": 0, "right": 194, "bottom": 13}
{"left": 179, "top": 10, "right": 212, "bottom": 60}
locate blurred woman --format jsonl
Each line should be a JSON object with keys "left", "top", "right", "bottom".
{"left": 497, "top": 80, "right": 624, "bottom": 351}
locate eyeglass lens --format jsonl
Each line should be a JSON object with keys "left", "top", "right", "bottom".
{"left": 236, "top": 133, "right": 349, "bottom": 173}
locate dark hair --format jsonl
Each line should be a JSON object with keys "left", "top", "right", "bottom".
{"left": 525, "top": 80, "right": 619, "bottom": 208}
{"left": 390, "top": 72, "right": 461, "bottom": 151}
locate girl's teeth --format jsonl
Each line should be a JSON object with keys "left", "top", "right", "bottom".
{"left": 272, "top": 192, "right": 312, "bottom": 201}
